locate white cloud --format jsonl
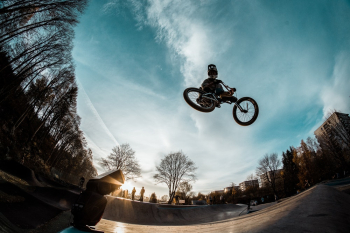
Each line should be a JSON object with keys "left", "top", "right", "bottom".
{"left": 321, "top": 51, "right": 350, "bottom": 116}
{"left": 77, "top": 0, "right": 350, "bottom": 197}
{"left": 121, "top": 0, "right": 233, "bottom": 86}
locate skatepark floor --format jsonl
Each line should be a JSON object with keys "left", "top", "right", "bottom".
{"left": 101, "top": 196, "right": 249, "bottom": 225}
{"left": 93, "top": 185, "right": 350, "bottom": 233}
{"left": 1, "top": 160, "right": 350, "bottom": 233}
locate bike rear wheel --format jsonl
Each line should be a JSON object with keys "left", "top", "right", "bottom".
{"left": 232, "top": 97, "right": 259, "bottom": 126}
{"left": 183, "top": 88, "right": 215, "bottom": 113}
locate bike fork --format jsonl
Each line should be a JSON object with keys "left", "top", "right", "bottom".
{"left": 234, "top": 102, "right": 248, "bottom": 113}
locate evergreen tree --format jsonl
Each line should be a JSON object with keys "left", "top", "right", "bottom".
{"left": 282, "top": 147, "right": 299, "bottom": 196}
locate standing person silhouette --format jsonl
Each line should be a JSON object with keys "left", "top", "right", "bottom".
{"left": 140, "top": 187, "right": 145, "bottom": 202}
{"left": 79, "top": 177, "right": 85, "bottom": 189}
{"left": 175, "top": 195, "right": 179, "bottom": 205}
{"left": 132, "top": 187, "right": 136, "bottom": 201}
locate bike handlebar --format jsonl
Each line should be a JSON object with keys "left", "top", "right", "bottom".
{"left": 222, "top": 82, "right": 236, "bottom": 92}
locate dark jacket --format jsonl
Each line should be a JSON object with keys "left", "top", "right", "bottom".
{"left": 201, "top": 77, "right": 222, "bottom": 92}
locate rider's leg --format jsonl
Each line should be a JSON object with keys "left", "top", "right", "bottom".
{"left": 221, "top": 96, "right": 237, "bottom": 102}
{"left": 220, "top": 91, "right": 237, "bottom": 103}
{"left": 215, "top": 88, "right": 224, "bottom": 96}
{"left": 215, "top": 88, "right": 225, "bottom": 104}
{"left": 220, "top": 91, "right": 231, "bottom": 97}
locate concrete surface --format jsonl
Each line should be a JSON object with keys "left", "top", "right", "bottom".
{"left": 102, "top": 197, "right": 247, "bottom": 225}
{"left": 95, "top": 185, "right": 350, "bottom": 232}
{"left": 323, "top": 177, "right": 350, "bottom": 187}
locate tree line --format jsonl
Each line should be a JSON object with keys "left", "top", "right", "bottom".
{"left": 0, "top": 0, "right": 97, "bottom": 184}
{"left": 255, "top": 111, "right": 350, "bottom": 201}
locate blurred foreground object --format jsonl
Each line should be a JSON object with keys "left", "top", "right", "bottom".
{"left": 71, "top": 169, "right": 125, "bottom": 233}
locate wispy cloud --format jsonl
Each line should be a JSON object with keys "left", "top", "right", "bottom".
{"left": 76, "top": 0, "right": 350, "bottom": 196}
{"left": 144, "top": 0, "right": 232, "bottom": 87}
{"left": 79, "top": 82, "right": 120, "bottom": 147}
{"left": 321, "top": 51, "right": 350, "bottom": 116}
{"left": 102, "top": 0, "right": 232, "bottom": 86}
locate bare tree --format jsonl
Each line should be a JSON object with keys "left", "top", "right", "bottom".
{"left": 177, "top": 181, "right": 193, "bottom": 196}
{"left": 153, "top": 151, "right": 197, "bottom": 204}
{"left": 177, "top": 181, "right": 193, "bottom": 202}
{"left": 256, "top": 153, "right": 281, "bottom": 197}
{"left": 0, "top": 0, "right": 87, "bottom": 103}
{"left": 100, "top": 144, "right": 141, "bottom": 181}
{"left": 0, "top": 0, "right": 87, "bottom": 44}
{"left": 0, "top": 1, "right": 98, "bottom": 184}
{"left": 160, "top": 195, "right": 169, "bottom": 202}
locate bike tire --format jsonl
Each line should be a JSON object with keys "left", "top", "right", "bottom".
{"left": 232, "top": 97, "right": 259, "bottom": 126}
{"left": 183, "top": 88, "right": 215, "bottom": 113}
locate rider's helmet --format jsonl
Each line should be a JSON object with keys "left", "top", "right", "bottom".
{"left": 208, "top": 64, "right": 218, "bottom": 79}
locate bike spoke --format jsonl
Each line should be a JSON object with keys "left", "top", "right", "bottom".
{"left": 236, "top": 100, "right": 256, "bottom": 122}
{"left": 186, "top": 90, "right": 214, "bottom": 109}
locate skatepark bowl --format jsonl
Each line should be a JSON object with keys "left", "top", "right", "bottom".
{"left": 85, "top": 184, "right": 350, "bottom": 233}
{"left": 102, "top": 196, "right": 247, "bottom": 225}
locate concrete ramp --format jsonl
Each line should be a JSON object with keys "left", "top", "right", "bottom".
{"left": 102, "top": 196, "right": 247, "bottom": 225}
{"left": 97, "top": 185, "right": 350, "bottom": 232}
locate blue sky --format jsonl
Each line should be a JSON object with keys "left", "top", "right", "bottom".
{"left": 72, "top": 0, "right": 350, "bottom": 197}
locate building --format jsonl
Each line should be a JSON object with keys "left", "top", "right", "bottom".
{"left": 259, "top": 169, "right": 283, "bottom": 188}
{"left": 314, "top": 112, "right": 350, "bottom": 150}
{"left": 239, "top": 179, "right": 259, "bottom": 191}
{"left": 224, "top": 186, "right": 240, "bottom": 194}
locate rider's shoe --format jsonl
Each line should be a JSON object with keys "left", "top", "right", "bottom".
{"left": 216, "top": 98, "right": 222, "bottom": 108}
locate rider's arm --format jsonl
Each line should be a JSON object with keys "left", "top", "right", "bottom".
{"left": 201, "top": 79, "right": 216, "bottom": 93}
{"left": 202, "top": 78, "right": 217, "bottom": 90}
{"left": 201, "top": 78, "right": 211, "bottom": 88}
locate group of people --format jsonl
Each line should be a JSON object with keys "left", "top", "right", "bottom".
{"left": 131, "top": 186, "right": 145, "bottom": 201}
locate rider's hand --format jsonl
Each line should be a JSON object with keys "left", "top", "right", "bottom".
{"left": 215, "top": 79, "right": 223, "bottom": 84}
{"left": 230, "top": 88, "right": 236, "bottom": 94}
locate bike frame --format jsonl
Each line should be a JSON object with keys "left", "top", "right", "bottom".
{"left": 201, "top": 82, "right": 247, "bottom": 113}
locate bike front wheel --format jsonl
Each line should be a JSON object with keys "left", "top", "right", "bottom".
{"left": 183, "top": 88, "right": 215, "bottom": 113}
{"left": 232, "top": 97, "right": 259, "bottom": 126}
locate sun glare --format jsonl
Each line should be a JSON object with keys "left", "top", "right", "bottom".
{"left": 121, "top": 181, "right": 133, "bottom": 191}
